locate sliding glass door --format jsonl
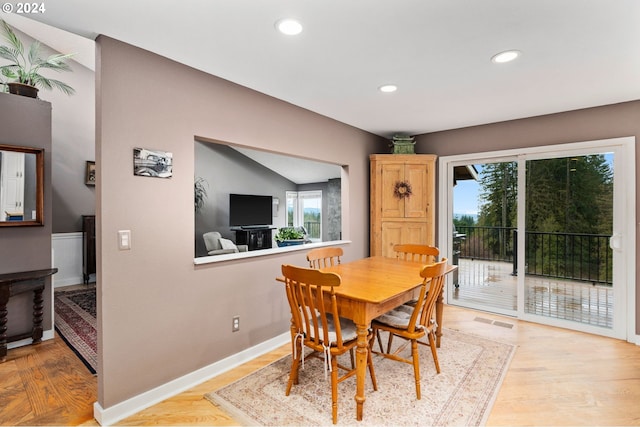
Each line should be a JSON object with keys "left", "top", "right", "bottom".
{"left": 440, "top": 138, "right": 635, "bottom": 340}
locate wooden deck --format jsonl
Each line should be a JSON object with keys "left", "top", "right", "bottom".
{"left": 451, "top": 259, "right": 614, "bottom": 328}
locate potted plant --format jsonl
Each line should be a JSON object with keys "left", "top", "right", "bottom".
{"left": 0, "top": 19, "right": 75, "bottom": 98}
{"left": 194, "top": 176, "right": 208, "bottom": 212}
{"left": 275, "top": 227, "right": 306, "bottom": 247}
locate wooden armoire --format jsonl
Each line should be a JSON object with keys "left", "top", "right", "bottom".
{"left": 370, "top": 154, "right": 437, "bottom": 258}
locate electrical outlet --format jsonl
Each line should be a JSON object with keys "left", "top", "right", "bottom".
{"left": 232, "top": 315, "right": 240, "bottom": 332}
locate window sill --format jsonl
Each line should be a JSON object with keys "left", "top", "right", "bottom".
{"left": 193, "top": 240, "right": 351, "bottom": 265}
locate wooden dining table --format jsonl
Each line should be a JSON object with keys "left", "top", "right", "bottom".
{"left": 280, "top": 255, "right": 456, "bottom": 421}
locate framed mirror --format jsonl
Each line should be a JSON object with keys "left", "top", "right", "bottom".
{"left": 0, "top": 144, "right": 44, "bottom": 227}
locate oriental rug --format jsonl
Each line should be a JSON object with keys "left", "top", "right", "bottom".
{"left": 54, "top": 287, "right": 97, "bottom": 374}
{"left": 205, "top": 328, "right": 516, "bottom": 426}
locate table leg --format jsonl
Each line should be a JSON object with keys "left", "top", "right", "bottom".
{"left": 354, "top": 322, "right": 368, "bottom": 421}
{"left": 32, "top": 287, "right": 44, "bottom": 343}
{"left": 435, "top": 287, "right": 444, "bottom": 348}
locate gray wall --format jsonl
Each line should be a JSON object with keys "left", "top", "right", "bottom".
{"left": 194, "top": 141, "right": 297, "bottom": 257}
{"left": 96, "top": 35, "right": 385, "bottom": 410}
{"left": 7, "top": 26, "right": 96, "bottom": 233}
{"left": 0, "top": 93, "right": 53, "bottom": 337}
{"left": 413, "top": 100, "right": 640, "bottom": 334}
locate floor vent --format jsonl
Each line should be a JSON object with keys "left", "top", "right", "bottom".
{"left": 474, "top": 317, "right": 514, "bottom": 329}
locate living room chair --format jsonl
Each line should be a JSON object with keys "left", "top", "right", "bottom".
{"left": 281, "top": 264, "right": 378, "bottom": 424}
{"left": 371, "top": 258, "right": 448, "bottom": 400}
{"left": 306, "top": 247, "right": 343, "bottom": 269}
{"left": 202, "top": 232, "right": 248, "bottom": 256}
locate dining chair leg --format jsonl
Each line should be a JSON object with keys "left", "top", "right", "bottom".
{"left": 411, "top": 339, "right": 421, "bottom": 400}
{"left": 428, "top": 331, "right": 441, "bottom": 373}
{"left": 367, "top": 344, "right": 378, "bottom": 391}
{"left": 286, "top": 353, "right": 301, "bottom": 396}
{"left": 386, "top": 332, "right": 395, "bottom": 354}
{"left": 331, "top": 356, "right": 339, "bottom": 424}
{"left": 286, "top": 337, "right": 303, "bottom": 395}
{"left": 375, "top": 329, "right": 385, "bottom": 353}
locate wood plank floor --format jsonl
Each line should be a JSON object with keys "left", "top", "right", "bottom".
{"left": 1, "top": 305, "right": 639, "bottom": 426}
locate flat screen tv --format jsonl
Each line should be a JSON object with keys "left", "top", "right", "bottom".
{"left": 229, "top": 193, "right": 273, "bottom": 227}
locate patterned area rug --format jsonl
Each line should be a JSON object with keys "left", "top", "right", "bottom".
{"left": 54, "top": 287, "right": 97, "bottom": 374}
{"left": 205, "top": 328, "right": 515, "bottom": 426}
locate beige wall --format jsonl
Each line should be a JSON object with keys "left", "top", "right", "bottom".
{"left": 414, "top": 100, "right": 640, "bottom": 334}
{"left": 95, "top": 36, "right": 385, "bottom": 409}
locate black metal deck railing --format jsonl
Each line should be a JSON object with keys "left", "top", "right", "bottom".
{"left": 304, "top": 221, "right": 321, "bottom": 239}
{"left": 455, "top": 226, "right": 612, "bottom": 285}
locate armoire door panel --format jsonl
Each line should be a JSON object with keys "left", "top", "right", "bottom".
{"left": 404, "top": 163, "right": 428, "bottom": 218}
{"left": 380, "top": 163, "right": 404, "bottom": 218}
{"left": 380, "top": 222, "right": 429, "bottom": 258}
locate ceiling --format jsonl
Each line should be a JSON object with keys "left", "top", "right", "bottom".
{"left": 5, "top": 0, "right": 640, "bottom": 139}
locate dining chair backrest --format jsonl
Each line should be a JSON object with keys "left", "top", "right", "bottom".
{"left": 393, "top": 244, "right": 439, "bottom": 264}
{"left": 282, "top": 264, "right": 345, "bottom": 348}
{"left": 306, "top": 247, "right": 343, "bottom": 269}
{"left": 416, "top": 258, "right": 448, "bottom": 331}
{"left": 401, "top": 258, "right": 447, "bottom": 333}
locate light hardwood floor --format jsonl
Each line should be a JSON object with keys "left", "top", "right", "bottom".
{"left": 1, "top": 305, "right": 639, "bottom": 426}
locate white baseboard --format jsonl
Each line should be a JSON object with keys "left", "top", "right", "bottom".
{"left": 93, "top": 332, "right": 290, "bottom": 426}
{"left": 7, "top": 328, "right": 54, "bottom": 350}
{"left": 52, "top": 232, "right": 84, "bottom": 288}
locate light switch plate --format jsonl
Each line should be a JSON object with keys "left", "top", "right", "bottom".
{"left": 118, "top": 230, "right": 131, "bottom": 250}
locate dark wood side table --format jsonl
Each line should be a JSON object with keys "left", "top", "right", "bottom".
{"left": 0, "top": 268, "right": 58, "bottom": 362}
{"left": 82, "top": 215, "right": 96, "bottom": 284}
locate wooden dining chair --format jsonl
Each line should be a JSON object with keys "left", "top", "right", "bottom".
{"left": 371, "top": 258, "right": 448, "bottom": 400}
{"left": 282, "top": 264, "right": 378, "bottom": 424}
{"left": 394, "top": 244, "right": 439, "bottom": 308}
{"left": 393, "top": 244, "right": 439, "bottom": 263}
{"left": 306, "top": 247, "right": 343, "bottom": 269}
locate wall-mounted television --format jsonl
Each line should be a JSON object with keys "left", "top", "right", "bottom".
{"left": 229, "top": 193, "right": 273, "bottom": 227}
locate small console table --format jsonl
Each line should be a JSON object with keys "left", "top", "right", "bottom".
{"left": 0, "top": 268, "right": 58, "bottom": 362}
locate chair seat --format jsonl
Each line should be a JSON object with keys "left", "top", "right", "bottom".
{"left": 322, "top": 314, "right": 358, "bottom": 343}
{"left": 374, "top": 304, "right": 415, "bottom": 329}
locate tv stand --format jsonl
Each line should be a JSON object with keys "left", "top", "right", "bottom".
{"left": 233, "top": 227, "right": 274, "bottom": 251}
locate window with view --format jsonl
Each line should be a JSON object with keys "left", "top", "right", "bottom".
{"left": 287, "top": 190, "right": 322, "bottom": 241}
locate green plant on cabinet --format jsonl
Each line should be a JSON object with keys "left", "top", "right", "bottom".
{"left": 0, "top": 19, "right": 75, "bottom": 97}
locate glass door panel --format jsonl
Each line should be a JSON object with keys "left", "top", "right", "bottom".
{"left": 451, "top": 160, "right": 518, "bottom": 316}
{"left": 523, "top": 154, "right": 615, "bottom": 330}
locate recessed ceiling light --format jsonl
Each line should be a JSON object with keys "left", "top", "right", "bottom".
{"left": 379, "top": 84, "right": 398, "bottom": 93}
{"left": 491, "top": 50, "right": 521, "bottom": 64}
{"left": 276, "top": 19, "right": 303, "bottom": 36}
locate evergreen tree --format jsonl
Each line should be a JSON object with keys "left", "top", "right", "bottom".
{"left": 477, "top": 161, "right": 517, "bottom": 228}
{"left": 474, "top": 155, "right": 612, "bottom": 282}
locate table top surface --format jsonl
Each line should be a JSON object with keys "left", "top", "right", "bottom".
{"left": 0, "top": 268, "right": 58, "bottom": 285}
{"left": 318, "top": 256, "right": 432, "bottom": 304}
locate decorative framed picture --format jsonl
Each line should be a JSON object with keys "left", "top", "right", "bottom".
{"left": 85, "top": 161, "right": 96, "bottom": 186}
{"left": 133, "top": 147, "right": 173, "bottom": 178}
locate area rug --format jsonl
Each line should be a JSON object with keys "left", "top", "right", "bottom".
{"left": 54, "top": 287, "right": 97, "bottom": 374}
{"left": 205, "top": 328, "right": 516, "bottom": 426}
